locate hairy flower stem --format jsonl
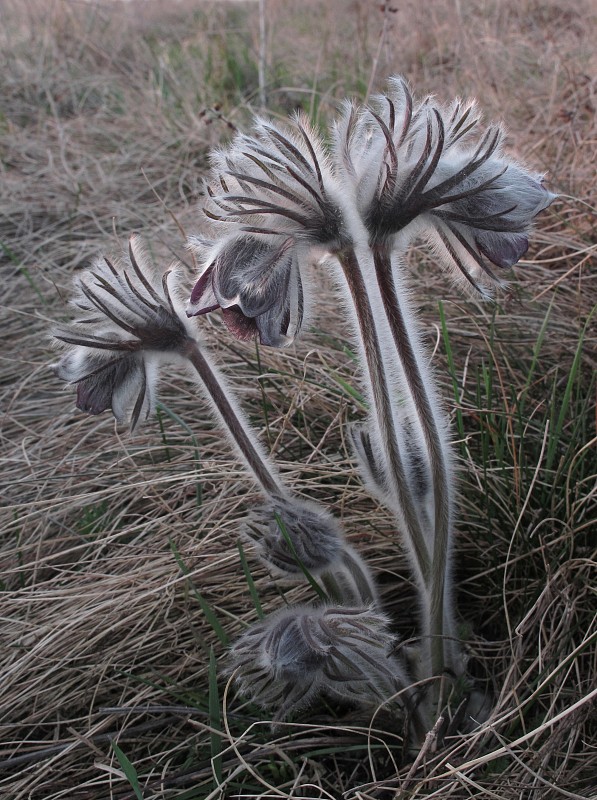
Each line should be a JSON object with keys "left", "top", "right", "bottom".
{"left": 372, "top": 246, "right": 459, "bottom": 695}
{"left": 184, "top": 340, "right": 286, "bottom": 498}
{"left": 185, "top": 340, "right": 379, "bottom": 607}
{"left": 319, "top": 549, "right": 379, "bottom": 606}
{"left": 336, "top": 247, "right": 431, "bottom": 590}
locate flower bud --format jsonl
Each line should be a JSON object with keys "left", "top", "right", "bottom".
{"left": 244, "top": 496, "right": 344, "bottom": 576}
{"left": 229, "top": 605, "right": 413, "bottom": 720}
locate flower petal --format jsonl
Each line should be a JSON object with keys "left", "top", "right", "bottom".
{"left": 74, "top": 354, "right": 142, "bottom": 416}
{"left": 255, "top": 304, "right": 292, "bottom": 348}
{"left": 212, "top": 236, "right": 294, "bottom": 318}
{"left": 221, "top": 306, "right": 259, "bottom": 341}
{"left": 475, "top": 232, "right": 529, "bottom": 268}
{"left": 110, "top": 357, "right": 158, "bottom": 429}
{"left": 187, "top": 264, "right": 220, "bottom": 316}
{"left": 254, "top": 250, "right": 304, "bottom": 347}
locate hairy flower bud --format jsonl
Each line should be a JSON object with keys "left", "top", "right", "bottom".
{"left": 229, "top": 605, "right": 414, "bottom": 721}
{"left": 243, "top": 496, "right": 344, "bottom": 575}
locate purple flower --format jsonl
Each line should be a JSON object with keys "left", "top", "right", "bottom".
{"left": 333, "top": 78, "right": 557, "bottom": 294}
{"left": 53, "top": 236, "right": 193, "bottom": 430}
{"left": 187, "top": 113, "right": 344, "bottom": 345}
{"left": 54, "top": 349, "right": 159, "bottom": 427}
{"left": 187, "top": 234, "right": 304, "bottom": 347}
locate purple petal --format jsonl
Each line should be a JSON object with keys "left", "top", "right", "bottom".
{"left": 256, "top": 302, "right": 293, "bottom": 347}
{"left": 187, "top": 265, "right": 220, "bottom": 317}
{"left": 221, "top": 306, "right": 259, "bottom": 341}
{"left": 476, "top": 233, "right": 529, "bottom": 268}
{"left": 213, "top": 236, "right": 294, "bottom": 318}
{"left": 76, "top": 382, "right": 112, "bottom": 415}
{"left": 75, "top": 355, "right": 141, "bottom": 416}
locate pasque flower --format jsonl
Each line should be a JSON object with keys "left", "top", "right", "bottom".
{"left": 187, "top": 234, "right": 304, "bottom": 347}
{"left": 244, "top": 496, "right": 379, "bottom": 605}
{"left": 331, "top": 78, "right": 555, "bottom": 700}
{"left": 188, "top": 78, "right": 556, "bottom": 722}
{"left": 244, "top": 496, "right": 344, "bottom": 575}
{"left": 186, "top": 114, "right": 345, "bottom": 345}
{"left": 333, "top": 77, "right": 556, "bottom": 294}
{"left": 53, "top": 236, "right": 193, "bottom": 430}
{"left": 53, "top": 75, "right": 556, "bottom": 734}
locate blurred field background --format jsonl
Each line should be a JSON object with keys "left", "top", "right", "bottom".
{"left": 0, "top": 0, "right": 595, "bottom": 797}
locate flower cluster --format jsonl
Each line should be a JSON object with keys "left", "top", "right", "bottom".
{"left": 190, "top": 78, "right": 554, "bottom": 334}
{"left": 50, "top": 76, "right": 556, "bottom": 738}
{"left": 184, "top": 77, "right": 554, "bottom": 723}
{"left": 52, "top": 236, "right": 385, "bottom": 710}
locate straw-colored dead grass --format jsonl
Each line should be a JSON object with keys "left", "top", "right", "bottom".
{"left": 1, "top": 0, "right": 595, "bottom": 797}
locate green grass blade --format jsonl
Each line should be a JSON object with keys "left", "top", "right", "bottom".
{"left": 254, "top": 338, "right": 272, "bottom": 446}
{"left": 209, "top": 646, "right": 223, "bottom": 787}
{"left": 330, "top": 372, "right": 367, "bottom": 409}
{"left": 545, "top": 306, "right": 595, "bottom": 471}
{"left": 170, "top": 539, "right": 229, "bottom": 645}
{"left": 157, "top": 401, "right": 203, "bottom": 510}
{"left": 438, "top": 301, "right": 465, "bottom": 439}
{"left": 274, "top": 512, "right": 327, "bottom": 601}
{"left": 522, "top": 295, "right": 555, "bottom": 398}
{"left": 237, "top": 541, "right": 264, "bottom": 619}
{"left": 111, "top": 742, "right": 145, "bottom": 800}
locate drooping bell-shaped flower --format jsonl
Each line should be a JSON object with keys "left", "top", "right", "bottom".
{"left": 187, "top": 114, "right": 346, "bottom": 345}
{"left": 333, "top": 77, "right": 556, "bottom": 294}
{"left": 53, "top": 236, "right": 194, "bottom": 430}
{"left": 187, "top": 233, "right": 304, "bottom": 347}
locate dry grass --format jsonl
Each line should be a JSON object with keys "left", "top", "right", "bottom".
{"left": 1, "top": 0, "right": 595, "bottom": 797}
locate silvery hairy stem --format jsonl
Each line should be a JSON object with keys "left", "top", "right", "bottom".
{"left": 335, "top": 242, "right": 454, "bottom": 706}
{"left": 183, "top": 345, "right": 380, "bottom": 607}
{"left": 335, "top": 246, "right": 431, "bottom": 592}
{"left": 183, "top": 340, "right": 285, "bottom": 498}
{"left": 371, "top": 245, "right": 456, "bottom": 688}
